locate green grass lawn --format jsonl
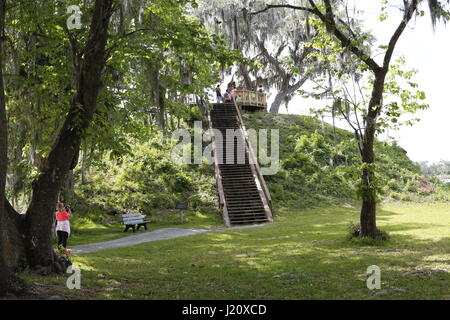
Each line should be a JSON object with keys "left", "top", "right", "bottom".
{"left": 22, "top": 202, "right": 449, "bottom": 300}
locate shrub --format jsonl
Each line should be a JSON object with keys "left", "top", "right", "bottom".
{"left": 387, "top": 179, "right": 401, "bottom": 192}
{"left": 347, "top": 222, "right": 390, "bottom": 243}
{"left": 390, "top": 192, "right": 401, "bottom": 200}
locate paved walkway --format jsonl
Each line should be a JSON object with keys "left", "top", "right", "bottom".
{"left": 70, "top": 224, "right": 264, "bottom": 255}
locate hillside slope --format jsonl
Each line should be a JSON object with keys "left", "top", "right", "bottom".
{"left": 74, "top": 112, "right": 448, "bottom": 223}
{"left": 243, "top": 112, "right": 448, "bottom": 207}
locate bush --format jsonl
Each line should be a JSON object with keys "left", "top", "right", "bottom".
{"left": 387, "top": 179, "right": 401, "bottom": 192}
{"left": 390, "top": 192, "right": 401, "bottom": 200}
{"left": 400, "top": 194, "right": 412, "bottom": 202}
{"left": 347, "top": 222, "right": 390, "bottom": 243}
{"left": 75, "top": 137, "right": 217, "bottom": 215}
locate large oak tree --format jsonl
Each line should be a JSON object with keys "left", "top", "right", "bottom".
{"left": 0, "top": 0, "right": 115, "bottom": 294}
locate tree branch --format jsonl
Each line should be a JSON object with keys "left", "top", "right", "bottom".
{"left": 255, "top": 35, "right": 286, "bottom": 78}
{"left": 251, "top": 4, "right": 315, "bottom": 16}
{"left": 382, "top": 0, "right": 418, "bottom": 70}
{"left": 253, "top": 1, "right": 382, "bottom": 73}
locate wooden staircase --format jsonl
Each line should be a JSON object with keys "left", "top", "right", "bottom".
{"left": 207, "top": 102, "right": 273, "bottom": 226}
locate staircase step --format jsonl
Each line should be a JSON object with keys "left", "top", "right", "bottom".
{"left": 221, "top": 172, "right": 253, "bottom": 174}
{"left": 226, "top": 197, "right": 262, "bottom": 202}
{"left": 224, "top": 189, "right": 259, "bottom": 193}
{"left": 223, "top": 190, "right": 259, "bottom": 194}
{"left": 229, "top": 211, "right": 267, "bottom": 216}
{"left": 222, "top": 180, "right": 255, "bottom": 184}
{"left": 226, "top": 202, "right": 263, "bottom": 207}
{"left": 228, "top": 208, "right": 265, "bottom": 213}
{"left": 226, "top": 199, "right": 262, "bottom": 203}
{"left": 226, "top": 198, "right": 263, "bottom": 203}
{"left": 228, "top": 205, "right": 264, "bottom": 210}
{"left": 229, "top": 214, "right": 267, "bottom": 219}
{"left": 229, "top": 218, "right": 269, "bottom": 224}
{"left": 226, "top": 197, "right": 262, "bottom": 201}
{"left": 227, "top": 209, "right": 266, "bottom": 215}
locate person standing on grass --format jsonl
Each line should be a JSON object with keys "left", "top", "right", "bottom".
{"left": 55, "top": 202, "right": 72, "bottom": 249}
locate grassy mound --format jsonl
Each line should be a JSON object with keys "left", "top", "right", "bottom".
{"left": 243, "top": 112, "right": 449, "bottom": 207}
{"left": 71, "top": 112, "right": 449, "bottom": 226}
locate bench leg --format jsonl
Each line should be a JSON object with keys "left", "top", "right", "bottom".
{"left": 136, "top": 223, "right": 147, "bottom": 231}
{"left": 132, "top": 225, "right": 136, "bottom": 233}
{"left": 124, "top": 225, "right": 130, "bottom": 232}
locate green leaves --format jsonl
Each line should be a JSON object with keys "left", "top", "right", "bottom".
{"left": 380, "top": 57, "right": 430, "bottom": 131}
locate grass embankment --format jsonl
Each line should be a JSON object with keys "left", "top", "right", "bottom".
{"left": 243, "top": 112, "right": 449, "bottom": 205}
{"left": 22, "top": 202, "right": 449, "bottom": 300}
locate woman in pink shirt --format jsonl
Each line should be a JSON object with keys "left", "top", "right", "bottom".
{"left": 55, "top": 203, "right": 72, "bottom": 249}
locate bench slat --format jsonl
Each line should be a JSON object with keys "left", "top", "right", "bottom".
{"left": 122, "top": 216, "right": 144, "bottom": 220}
{"left": 123, "top": 219, "right": 144, "bottom": 223}
{"left": 121, "top": 213, "right": 143, "bottom": 218}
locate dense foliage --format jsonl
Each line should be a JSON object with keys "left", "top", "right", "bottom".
{"left": 74, "top": 134, "right": 219, "bottom": 219}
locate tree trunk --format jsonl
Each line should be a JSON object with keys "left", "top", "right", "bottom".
{"left": 0, "top": 0, "right": 9, "bottom": 296}
{"left": 61, "top": 170, "right": 75, "bottom": 204}
{"left": 23, "top": 0, "right": 114, "bottom": 269}
{"left": 269, "top": 89, "right": 286, "bottom": 114}
{"left": 81, "top": 143, "right": 89, "bottom": 185}
{"left": 239, "top": 64, "right": 253, "bottom": 90}
{"left": 359, "top": 72, "right": 386, "bottom": 238}
{"left": 147, "top": 61, "right": 167, "bottom": 132}
{"left": 159, "top": 84, "right": 166, "bottom": 134}
{"left": 270, "top": 76, "right": 308, "bottom": 113}
{"left": 359, "top": 121, "right": 377, "bottom": 237}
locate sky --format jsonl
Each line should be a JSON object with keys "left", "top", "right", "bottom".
{"left": 272, "top": 0, "right": 450, "bottom": 163}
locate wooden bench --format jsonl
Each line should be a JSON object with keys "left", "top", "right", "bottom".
{"left": 121, "top": 213, "right": 149, "bottom": 233}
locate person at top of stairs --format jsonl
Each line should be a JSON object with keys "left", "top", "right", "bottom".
{"left": 215, "top": 85, "right": 222, "bottom": 103}
{"left": 231, "top": 86, "right": 239, "bottom": 101}
{"left": 224, "top": 89, "right": 232, "bottom": 102}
